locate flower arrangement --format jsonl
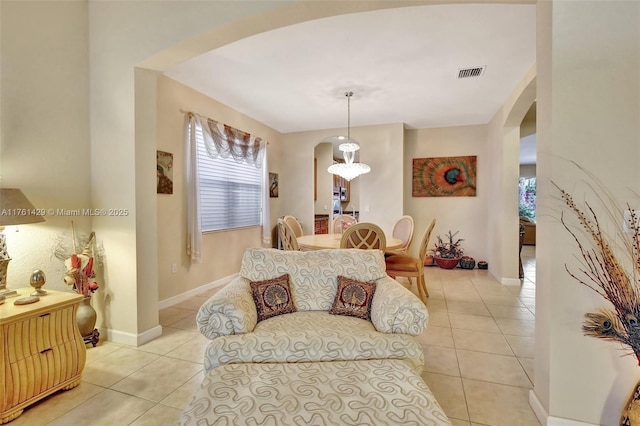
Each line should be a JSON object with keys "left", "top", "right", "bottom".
{"left": 434, "top": 230, "right": 464, "bottom": 259}
{"left": 53, "top": 223, "right": 103, "bottom": 298}
{"left": 64, "top": 239, "right": 99, "bottom": 297}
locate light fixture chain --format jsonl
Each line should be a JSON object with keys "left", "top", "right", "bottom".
{"left": 346, "top": 91, "right": 353, "bottom": 141}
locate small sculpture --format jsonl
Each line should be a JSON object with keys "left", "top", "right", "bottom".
{"left": 30, "top": 269, "right": 47, "bottom": 296}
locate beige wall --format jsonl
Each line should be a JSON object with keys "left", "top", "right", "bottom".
{"left": 404, "top": 126, "right": 489, "bottom": 262}
{"left": 314, "top": 143, "right": 333, "bottom": 217}
{"left": 0, "top": 1, "right": 92, "bottom": 292}
{"left": 88, "top": 0, "right": 291, "bottom": 344}
{"left": 486, "top": 66, "right": 536, "bottom": 284}
{"left": 280, "top": 123, "right": 405, "bottom": 237}
{"left": 519, "top": 164, "right": 536, "bottom": 178}
{"left": 156, "top": 75, "right": 283, "bottom": 302}
{"left": 533, "top": 1, "right": 640, "bottom": 424}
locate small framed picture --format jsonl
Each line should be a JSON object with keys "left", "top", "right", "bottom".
{"left": 157, "top": 150, "right": 174, "bottom": 194}
{"left": 269, "top": 173, "right": 279, "bottom": 198}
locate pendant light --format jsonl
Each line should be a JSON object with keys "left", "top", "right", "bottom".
{"left": 327, "top": 91, "right": 371, "bottom": 181}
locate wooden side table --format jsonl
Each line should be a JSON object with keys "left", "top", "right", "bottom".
{"left": 0, "top": 288, "right": 86, "bottom": 424}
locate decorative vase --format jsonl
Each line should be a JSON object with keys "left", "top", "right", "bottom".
{"left": 434, "top": 256, "right": 460, "bottom": 269}
{"left": 621, "top": 380, "right": 640, "bottom": 425}
{"left": 459, "top": 256, "right": 476, "bottom": 270}
{"left": 76, "top": 296, "right": 97, "bottom": 337}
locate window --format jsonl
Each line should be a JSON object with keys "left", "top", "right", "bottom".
{"left": 519, "top": 177, "right": 536, "bottom": 220}
{"left": 194, "top": 122, "right": 262, "bottom": 232}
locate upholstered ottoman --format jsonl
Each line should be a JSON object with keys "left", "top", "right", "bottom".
{"left": 178, "top": 358, "right": 451, "bottom": 426}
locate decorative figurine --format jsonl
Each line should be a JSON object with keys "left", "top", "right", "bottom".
{"left": 30, "top": 269, "right": 47, "bottom": 297}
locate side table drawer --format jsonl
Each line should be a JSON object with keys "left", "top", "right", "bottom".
{"left": 5, "top": 340, "right": 82, "bottom": 411}
{"left": 6, "top": 306, "right": 74, "bottom": 363}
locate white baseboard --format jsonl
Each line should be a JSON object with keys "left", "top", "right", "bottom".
{"left": 529, "top": 390, "right": 597, "bottom": 426}
{"left": 100, "top": 324, "right": 162, "bottom": 347}
{"left": 529, "top": 390, "right": 548, "bottom": 425}
{"left": 158, "top": 273, "right": 238, "bottom": 310}
{"left": 96, "top": 275, "right": 236, "bottom": 347}
{"left": 502, "top": 277, "right": 522, "bottom": 285}
{"left": 548, "top": 417, "right": 596, "bottom": 426}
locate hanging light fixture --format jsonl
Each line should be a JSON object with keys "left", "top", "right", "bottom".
{"left": 327, "top": 91, "right": 371, "bottom": 181}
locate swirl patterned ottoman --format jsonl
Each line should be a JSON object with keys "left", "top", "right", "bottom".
{"left": 178, "top": 358, "right": 451, "bottom": 426}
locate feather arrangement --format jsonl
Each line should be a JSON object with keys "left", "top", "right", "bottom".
{"left": 555, "top": 177, "right": 640, "bottom": 364}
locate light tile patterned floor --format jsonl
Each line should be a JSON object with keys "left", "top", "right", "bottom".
{"left": 13, "top": 246, "right": 538, "bottom": 425}
{"left": 417, "top": 245, "right": 539, "bottom": 425}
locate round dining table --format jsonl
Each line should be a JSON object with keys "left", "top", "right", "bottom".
{"left": 297, "top": 233, "right": 403, "bottom": 251}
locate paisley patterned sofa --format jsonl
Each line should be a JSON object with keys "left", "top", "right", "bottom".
{"left": 195, "top": 247, "right": 429, "bottom": 374}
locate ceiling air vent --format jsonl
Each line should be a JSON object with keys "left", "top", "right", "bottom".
{"left": 457, "top": 66, "right": 486, "bottom": 79}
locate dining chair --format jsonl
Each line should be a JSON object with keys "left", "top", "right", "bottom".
{"left": 332, "top": 214, "right": 357, "bottom": 234}
{"left": 283, "top": 215, "right": 303, "bottom": 238}
{"left": 277, "top": 218, "right": 300, "bottom": 251}
{"left": 385, "top": 218, "right": 436, "bottom": 301}
{"left": 340, "top": 222, "right": 386, "bottom": 251}
{"left": 385, "top": 215, "right": 415, "bottom": 256}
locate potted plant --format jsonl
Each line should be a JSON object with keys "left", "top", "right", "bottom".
{"left": 433, "top": 230, "right": 464, "bottom": 269}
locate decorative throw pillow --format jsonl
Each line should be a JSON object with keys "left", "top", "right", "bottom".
{"left": 329, "top": 275, "right": 377, "bottom": 320}
{"left": 250, "top": 274, "right": 297, "bottom": 322}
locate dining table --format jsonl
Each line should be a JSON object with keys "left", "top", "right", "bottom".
{"left": 297, "top": 233, "right": 403, "bottom": 251}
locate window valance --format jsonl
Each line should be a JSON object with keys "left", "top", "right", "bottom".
{"left": 187, "top": 112, "right": 264, "bottom": 167}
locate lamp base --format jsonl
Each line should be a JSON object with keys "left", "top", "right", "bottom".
{"left": 0, "top": 258, "right": 18, "bottom": 297}
{"left": 0, "top": 287, "right": 18, "bottom": 298}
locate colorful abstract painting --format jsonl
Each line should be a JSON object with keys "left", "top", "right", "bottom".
{"left": 412, "top": 156, "right": 477, "bottom": 197}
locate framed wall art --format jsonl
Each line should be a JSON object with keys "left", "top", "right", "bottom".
{"left": 269, "top": 172, "right": 279, "bottom": 198}
{"left": 157, "top": 150, "right": 174, "bottom": 194}
{"left": 412, "top": 155, "right": 477, "bottom": 197}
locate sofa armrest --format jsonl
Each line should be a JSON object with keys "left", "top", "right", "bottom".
{"left": 370, "top": 277, "right": 429, "bottom": 335}
{"left": 196, "top": 277, "right": 258, "bottom": 339}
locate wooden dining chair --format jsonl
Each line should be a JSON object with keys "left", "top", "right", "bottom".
{"left": 332, "top": 214, "right": 357, "bottom": 234}
{"left": 340, "top": 222, "right": 386, "bottom": 251}
{"left": 283, "top": 215, "right": 303, "bottom": 238}
{"left": 385, "top": 218, "right": 436, "bottom": 301}
{"left": 277, "top": 218, "right": 300, "bottom": 251}
{"left": 385, "top": 215, "right": 415, "bottom": 256}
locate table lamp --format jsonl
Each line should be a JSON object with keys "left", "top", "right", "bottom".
{"left": 0, "top": 188, "right": 45, "bottom": 298}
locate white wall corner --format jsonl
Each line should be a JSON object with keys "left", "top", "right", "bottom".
{"left": 137, "top": 325, "right": 163, "bottom": 346}
{"left": 530, "top": 390, "right": 549, "bottom": 425}
{"left": 100, "top": 325, "right": 162, "bottom": 347}
{"left": 501, "top": 277, "right": 521, "bottom": 285}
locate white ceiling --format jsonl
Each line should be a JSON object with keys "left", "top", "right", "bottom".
{"left": 165, "top": 3, "right": 536, "bottom": 161}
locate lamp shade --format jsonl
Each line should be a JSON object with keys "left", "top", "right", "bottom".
{"left": 0, "top": 189, "right": 45, "bottom": 226}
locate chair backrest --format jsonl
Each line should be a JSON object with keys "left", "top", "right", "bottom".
{"left": 283, "top": 215, "right": 303, "bottom": 238}
{"left": 332, "top": 215, "right": 357, "bottom": 234}
{"left": 277, "top": 218, "right": 300, "bottom": 251}
{"left": 418, "top": 219, "right": 437, "bottom": 262}
{"left": 391, "top": 215, "right": 415, "bottom": 254}
{"left": 340, "top": 222, "right": 387, "bottom": 250}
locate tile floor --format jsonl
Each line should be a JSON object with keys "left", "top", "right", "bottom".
{"left": 11, "top": 246, "right": 538, "bottom": 426}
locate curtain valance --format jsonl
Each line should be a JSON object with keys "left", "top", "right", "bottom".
{"left": 188, "top": 112, "right": 264, "bottom": 167}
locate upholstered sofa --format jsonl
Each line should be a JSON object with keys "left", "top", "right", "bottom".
{"left": 195, "top": 247, "right": 429, "bottom": 374}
